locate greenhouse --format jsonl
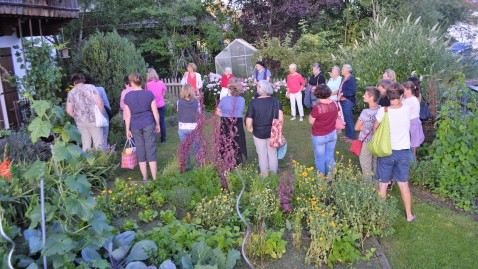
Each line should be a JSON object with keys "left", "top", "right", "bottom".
{"left": 215, "top": 38, "right": 257, "bottom": 78}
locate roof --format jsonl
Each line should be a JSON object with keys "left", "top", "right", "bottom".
{"left": 0, "top": 0, "right": 79, "bottom": 19}
{"left": 0, "top": 0, "right": 79, "bottom": 36}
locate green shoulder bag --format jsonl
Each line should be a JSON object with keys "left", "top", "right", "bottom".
{"left": 368, "top": 107, "right": 392, "bottom": 157}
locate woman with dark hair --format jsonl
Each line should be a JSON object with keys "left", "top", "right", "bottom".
{"left": 253, "top": 61, "right": 271, "bottom": 83}
{"left": 217, "top": 77, "right": 247, "bottom": 166}
{"left": 402, "top": 81, "right": 424, "bottom": 158}
{"left": 124, "top": 73, "right": 161, "bottom": 181}
{"left": 338, "top": 64, "right": 356, "bottom": 142}
{"left": 309, "top": 84, "right": 341, "bottom": 175}
{"left": 66, "top": 74, "right": 105, "bottom": 151}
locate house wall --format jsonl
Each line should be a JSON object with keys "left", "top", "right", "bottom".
{"left": 0, "top": 33, "right": 25, "bottom": 129}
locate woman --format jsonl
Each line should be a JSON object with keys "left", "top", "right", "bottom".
{"left": 66, "top": 74, "right": 105, "bottom": 151}
{"left": 327, "top": 66, "right": 342, "bottom": 100}
{"left": 373, "top": 82, "right": 415, "bottom": 222}
{"left": 402, "top": 81, "right": 425, "bottom": 158}
{"left": 309, "top": 84, "right": 340, "bottom": 175}
{"left": 338, "top": 64, "right": 356, "bottom": 142}
{"left": 177, "top": 84, "right": 201, "bottom": 169}
{"left": 383, "top": 69, "right": 397, "bottom": 82}
{"left": 146, "top": 68, "right": 167, "bottom": 143}
{"left": 124, "top": 73, "right": 161, "bottom": 181}
{"left": 85, "top": 75, "right": 111, "bottom": 148}
{"left": 120, "top": 75, "right": 133, "bottom": 121}
{"left": 304, "top": 63, "right": 326, "bottom": 108}
{"left": 217, "top": 78, "right": 247, "bottom": 166}
{"left": 246, "top": 80, "right": 283, "bottom": 175}
{"left": 377, "top": 79, "right": 392, "bottom": 106}
{"left": 286, "top": 63, "right": 306, "bottom": 121}
{"left": 253, "top": 61, "right": 271, "bottom": 83}
{"left": 180, "top": 63, "right": 203, "bottom": 94}
{"left": 219, "top": 67, "right": 234, "bottom": 100}
{"left": 354, "top": 87, "right": 381, "bottom": 184}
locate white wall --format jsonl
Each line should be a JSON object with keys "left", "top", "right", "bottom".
{"left": 0, "top": 33, "right": 26, "bottom": 78}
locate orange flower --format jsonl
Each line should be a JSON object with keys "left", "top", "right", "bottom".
{"left": 0, "top": 153, "right": 11, "bottom": 180}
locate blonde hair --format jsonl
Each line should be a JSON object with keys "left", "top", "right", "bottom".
{"left": 384, "top": 69, "right": 396, "bottom": 82}
{"left": 180, "top": 84, "right": 196, "bottom": 100}
{"left": 128, "top": 73, "right": 142, "bottom": 87}
{"left": 147, "top": 68, "right": 159, "bottom": 81}
{"left": 187, "top": 63, "right": 197, "bottom": 72}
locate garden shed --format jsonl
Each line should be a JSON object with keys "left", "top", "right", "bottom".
{"left": 215, "top": 38, "right": 257, "bottom": 78}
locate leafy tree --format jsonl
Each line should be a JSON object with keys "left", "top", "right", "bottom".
{"left": 74, "top": 31, "right": 147, "bottom": 114}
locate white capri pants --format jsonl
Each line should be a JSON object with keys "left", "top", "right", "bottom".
{"left": 289, "top": 91, "right": 304, "bottom": 117}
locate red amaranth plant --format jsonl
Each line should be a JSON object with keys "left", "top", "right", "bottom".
{"left": 277, "top": 172, "right": 295, "bottom": 213}
{"left": 177, "top": 91, "right": 241, "bottom": 189}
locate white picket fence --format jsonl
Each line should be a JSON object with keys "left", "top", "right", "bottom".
{"left": 161, "top": 77, "right": 286, "bottom": 98}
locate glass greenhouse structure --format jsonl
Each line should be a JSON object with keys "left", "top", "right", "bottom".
{"left": 215, "top": 39, "right": 257, "bottom": 78}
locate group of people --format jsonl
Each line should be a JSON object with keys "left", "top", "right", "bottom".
{"left": 66, "top": 61, "right": 424, "bottom": 222}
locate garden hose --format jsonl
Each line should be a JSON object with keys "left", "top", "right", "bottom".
{"left": 0, "top": 211, "right": 15, "bottom": 269}
{"left": 234, "top": 168, "right": 255, "bottom": 269}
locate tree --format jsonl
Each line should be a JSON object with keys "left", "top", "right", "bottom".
{"left": 74, "top": 31, "right": 148, "bottom": 114}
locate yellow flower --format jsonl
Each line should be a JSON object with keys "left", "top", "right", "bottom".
{"left": 111, "top": 197, "right": 115, "bottom": 201}
{"left": 336, "top": 151, "right": 339, "bottom": 154}
{"left": 331, "top": 221, "right": 336, "bottom": 227}
{"left": 302, "top": 172, "right": 308, "bottom": 177}
{"left": 102, "top": 190, "right": 106, "bottom": 194}
{"left": 138, "top": 198, "right": 142, "bottom": 201}
{"left": 319, "top": 237, "right": 323, "bottom": 241}
{"left": 223, "top": 195, "right": 228, "bottom": 199}
{"left": 108, "top": 190, "right": 112, "bottom": 194}
{"left": 128, "top": 177, "right": 132, "bottom": 180}
{"left": 296, "top": 197, "right": 301, "bottom": 201}
{"left": 321, "top": 214, "right": 325, "bottom": 217}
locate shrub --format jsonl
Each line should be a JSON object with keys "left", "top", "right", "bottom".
{"left": 337, "top": 16, "right": 459, "bottom": 109}
{"left": 194, "top": 191, "right": 236, "bottom": 228}
{"left": 0, "top": 130, "right": 51, "bottom": 164}
{"left": 75, "top": 31, "right": 148, "bottom": 114}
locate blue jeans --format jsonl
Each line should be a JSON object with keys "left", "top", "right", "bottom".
{"left": 340, "top": 99, "right": 355, "bottom": 140}
{"left": 157, "top": 106, "right": 166, "bottom": 142}
{"left": 311, "top": 130, "right": 337, "bottom": 175}
{"left": 178, "top": 129, "right": 199, "bottom": 166}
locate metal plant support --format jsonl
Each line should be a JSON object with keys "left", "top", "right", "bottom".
{"left": 0, "top": 211, "right": 15, "bottom": 269}
{"left": 235, "top": 169, "right": 255, "bottom": 269}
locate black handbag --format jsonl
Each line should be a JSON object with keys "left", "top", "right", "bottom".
{"left": 419, "top": 97, "right": 432, "bottom": 121}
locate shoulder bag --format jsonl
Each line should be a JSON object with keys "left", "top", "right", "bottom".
{"left": 350, "top": 131, "right": 372, "bottom": 156}
{"left": 333, "top": 101, "right": 346, "bottom": 130}
{"left": 368, "top": 107, "right": 392, "bottom": 157}
{"left": 419, "top": 96, "right": 432, "bottom": 121}
{"left": 269, "top": 98, "right": 286, "bottom": 148}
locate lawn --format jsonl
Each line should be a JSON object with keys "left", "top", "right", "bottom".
{"left": 119, "top": 117, "right": 478, "bottom": 269}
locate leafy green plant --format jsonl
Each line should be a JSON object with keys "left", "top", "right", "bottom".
{"left": 139, "top": 209, "right": 159, "bottom": 224}
{"left": 122, "top": 219, "right": 139, "bottom": 231}
{"left": 11, "top": 38, "right": 63, "bottom": 103}
{"left": 159, "top": 210, "right": 176, "bottom": 225}
{"left": 168, "top": 186, "right": 196, "bottom": 210}
{"left": 245, "top": 229, "right": 287, "bottom": 263}
{"left": 430, "top": 84, "right": 478, "bottom": 211}
{"left": 180, "top": 241, "right": 240, "bottom": 269}
{"left": 80, "top": 231, "right": 169, "bottom": 269}
{"left": 151, "top": 190, "right": 166, "bottom": 207}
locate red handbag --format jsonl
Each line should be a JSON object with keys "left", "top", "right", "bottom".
{"left": 121, "top": 139, "right": 138, "bottom": 169}
{"left": 333, "top": 101, "right": 346, "bottom": 130}
{"left": 350, "top": 131, "right": 372, "bottom": 156}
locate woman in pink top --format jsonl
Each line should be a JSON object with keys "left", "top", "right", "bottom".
{"left": 286, "top": 63, "right": 306, "bottom": 121}
{"left": 146, "top": 68, "right": 167, "bottom": 143}
{"left": 120, "top": 75, "right": 133, "bottom": 121}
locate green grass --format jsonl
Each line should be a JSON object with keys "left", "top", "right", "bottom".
{"left": 116, "top": 115, "right": 478, "bottom": 268}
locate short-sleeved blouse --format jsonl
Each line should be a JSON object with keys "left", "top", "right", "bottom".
{"left": 67, "top": 84, "right": 98, "bottom": 124}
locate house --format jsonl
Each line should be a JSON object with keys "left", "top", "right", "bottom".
{"left": 0, "top": 0, "right": 79, "bottom": 129}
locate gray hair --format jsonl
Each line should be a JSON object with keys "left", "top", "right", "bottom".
{"left": 342, "top": 64, "right": 353, "bottom": 74}
{"left": 225, "top": 67, "right": 232, "bottom": 73}
{"left": 289, "top": 63, "right": 297, "bottom": 70}
{"left": 257, "top": 80, "right": 273, "bottom": 96}
{"left": 332, "top": 66, "right": 340, "bottom": 73}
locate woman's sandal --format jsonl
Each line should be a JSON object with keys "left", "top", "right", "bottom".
{"left": 407, "top": 214, "right": 417, "bottom": 223}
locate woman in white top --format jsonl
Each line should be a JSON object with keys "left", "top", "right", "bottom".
{"left": 373, "top": 82, "right": 415, "bottom": 222}
{"left": 180, "top": 63, "right": 203, "bottom": 94}
{"left": 402, "top": 81, "right": 425, "bottom": 158}
{"left": 327, "top": 66, "right": 342, "bottom": 100}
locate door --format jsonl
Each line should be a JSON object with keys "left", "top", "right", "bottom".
{"left": 0, "top": 47, "right": 19, "bottom": 129}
